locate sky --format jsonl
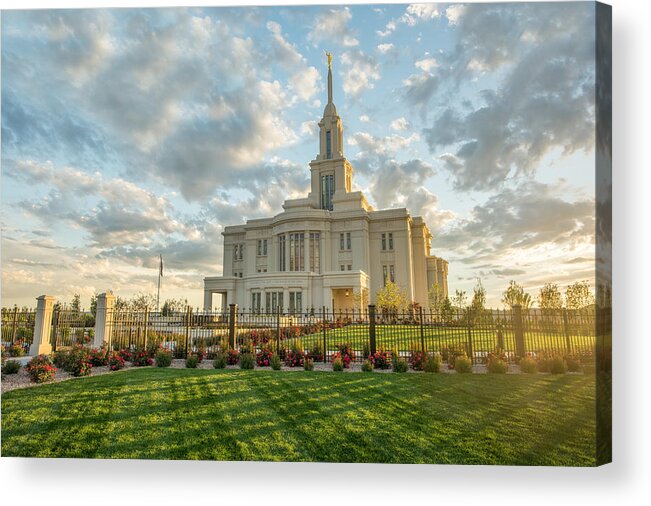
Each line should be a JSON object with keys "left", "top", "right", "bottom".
{"left": 1, "top": 2, "right": 599, "bottom": 309}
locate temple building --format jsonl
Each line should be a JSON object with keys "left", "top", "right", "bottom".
{"left": 203, "top": 55, "right": 448, "bottom": 313}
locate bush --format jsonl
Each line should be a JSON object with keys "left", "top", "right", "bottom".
{"left": 332, "top": 357, "right": 344, "bottom": 372}
{"left": 565, "top": 354, "right": 582, "bottom": 372}
{"left": 118, "top": 348, "right": 133, "bottom": 362}
{"left": 361, "top": 359, "right": 374, "bottom": 373}
{"left": 331, "top": 342, "right": 355, "bottom": 368}
{"left": 65, "top": 345, "right": 93, "bottom": 377}
{"left": 392, "top": 356, "right": 408, "bottom": 373}
{"left": 536, "top": 355, "right": 551, "bottom": 373}
{"left": 309, "top": 340, "right": 324, "bottom": 362}
{"left": 2, "top": 359, "right": 21, "bottom": 375}
{"left": 454, "top": 355, "right": 473, "bottom": 374}
{"left": 270, "top": 353, "right": 282, "bottom": 370}
{"left": 409, "top": 350, "right": 427, "bottom": 371}
{"left": 155, "top": 349, "right": 173, "bottom": 367}
{"left": 53, "top": 349, "right": 70, "bottom": 369}
{"left": 240, "top": 353, "right": 255, "bottom": 369}
{"left": 88, "top": 345, "right": 109, "bottom": 367}
{"left": 487, "top": 357, "right": 508, "bottom": 374}
{"left": 133, "top": 349, "right": 154, "bottom": 367}
{"left": 423, "top": 353, "right": 442, "bottom": 373}
{"left": 213, "top": 352, "right": 227, "bottom": 369}
{"left": 303, "top": 358, "right": 314, "bottom": 371}
{"left": 369, "top": 348, "right": 391, "bottom": 370}
{"left": 7, "top": 344, "right": 25, "bottom": 357}
{"left": 256, "top": 347, "right": 274, "bottom": 367}
{"left": 185, "top": 354, "right": 200, "bottom": 368}
{"left": 226, "top": 348, "right": 240, "bottom": 365}
{"left": 362, "top": 341, "right": 371, "bottom": 360}
{"left": 25, "top": 354, "right": 56, "bottom": 383}
{"left": 549, "top": 355, "right": 567, "bottom": 375}
{"left": 519, "top": 357, "right": 537, "bottom": 374}
{"left": 107, "top": 351, "right": 125, "bottom": 371}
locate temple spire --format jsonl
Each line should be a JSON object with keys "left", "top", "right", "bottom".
{"left": 326, "top": 50, "right": 333, "bottom": 104}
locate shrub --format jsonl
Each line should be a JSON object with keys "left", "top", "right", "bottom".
{"left": 7, "top": 343, "right": 25, "bottom": 357}
{"left": 270, "top": 353, "right": 282, "bottom": 370}
{"left": 118, "top": 348, "right": 133, "bottom": 362}
{"left": 564, "top": 354, "right": 582, "bottom": 372}
{"left": 107, "top": 351, "right": 125, "bottom": 371}
{"left": 454, "top": 355, "right": 473, "bottom": 374}
{"left": 2, "top": 359, "right": 21, "bottom": 375}
{"left": 332, "top": 357, "right": 344, "bottom": 371}
{"left": 309, "top": 340, "right": 324, "bottom": 362}
{"left": 89, "top": 346, "right": 109, "bottom": 367}
{"left": 146, "top": 340, "right": 162, "bottom": 358}
{"left": 285, "top": 348, "right": 305, "bottom": 367}
{"left": 25, "top": 354, "right": 56, "bottom": 383}
{"left": 133, "top": 349, "right": 154, "bottom": 367}
{"left": 240, "top": 353, "right": 255, "bottom": 369}
{"left": 256, "top": 347, "right": 274, "bottom": 367}
{"left": 155, "top": 349, "right": 173, "bottom": 367}
{"left": 549, "top": 355, "right": 567, "bottom": 375}
{"left": 213, "top": 352, "right": 227, "bottom": 369}
{"left": 409, "top": 350, "right": 427, "bottom": 371}
{"left": 361, "top": 359, "right": 374, "bottom": 373}
{"left": 65, "top": 345, "right": 93, "bottom": 377}
{"left": 536, "top": 354, "right": 551, "bottom": 373}
{"left": 423, "top": 353, "right": 442, "bottom": 373}
{"left": 487, "top": 357, "right": 508, "bottom": 374}
{"left": 303, "top": 358, "right": 314, "bottom": 371}
{"left": 519, "top": 357, "right": 537, "bottom": 374}
{"left": 331, "top": 342, "right": 355, "bottom": 368}
{"left": 392, "top": 356, "right": 408, "bottom": 373}
{"left": 53, "top": 349, "right": 70, "bottom": 369}
{"left": 369, "top": 348, "right": 391, "bottom": 370}
{"left": 185, "top": 354, "right": 200, "bottom": 368}
{"left": 226, "top": 348, "right": 240, "bottom": 365}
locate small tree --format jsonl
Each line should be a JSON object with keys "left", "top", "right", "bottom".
{"left": 565, "top": 281, "right": 595, "bottom": 309}
{"left": 90, "top": 293, "right": 98, "bottom": 317}
{"left": 452, "top": 289, "right": 467, "bottom": 310}
{"left": 428, "top": 283, "right": 444, "bottom": 313}
{"left": 161, "top": 298, "right": 189, "bottom": 316}
{"left": 538, "top": 283, "right": 563, "bottom": 310}
{"left": 351, "top": 288, "right": 369, "bottom": 313}
{"left": 70, "top": 294, "right": 81, "bottom": 314}
{"left": 376, "top": 282, "right": 408, "bottom": 319}
{"left": 501, "top": 280, "right": 532, "bottom": 309}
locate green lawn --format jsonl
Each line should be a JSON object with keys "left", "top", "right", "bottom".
{"left": 1, "top": 368, "right": 597, "bottom": 465}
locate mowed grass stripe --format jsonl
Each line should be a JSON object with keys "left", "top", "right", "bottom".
{"left": 1, "top": 368, "right": 596, "bottom": 465}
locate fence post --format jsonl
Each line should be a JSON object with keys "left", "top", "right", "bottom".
{"left": 368, "top": 304, "right": 377, "bottom": 356}
{"left": 562, "top": 308, "right": 572, "bottom": 354}
{"left": 94, "top": 292, "right": 116, "bottom": 348}
{"left": 51, "top": 309, "right": 59, "bottom": 353}
{"left": 185, "top": 305, "right": 192, "bottom": 357}
{"left": 276, "top": 306, "right": 281, "bottom": 353}
{"left": 144, "top": 306, "right": 149, "bottom": 351}
{"left": 229, "top": 303, "right": 237, "bottom": 350}
{"left": 466, "top": 309, "right": 474, "bottom": 363}
{"left": 419, "top": 306, "right": 426, "bottom": 353}
{"left": 29, "top": 295, "right": 56, "bottom": 356}
{"left": 11, "top": 306, "right": 18, "bottom": 345}
{"left": 321, "top": 306, "right": 327, "bottom": 362}
{"left": 512, "top": 305, "right": 526, "bottom": 358}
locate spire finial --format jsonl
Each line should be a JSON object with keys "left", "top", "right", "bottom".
{"left": 325, "top": 50, "right": 333, "bottom": 104}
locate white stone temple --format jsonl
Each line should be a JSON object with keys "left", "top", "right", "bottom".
{"left": 203, "top": 55, "right": 448, "bottom": 313}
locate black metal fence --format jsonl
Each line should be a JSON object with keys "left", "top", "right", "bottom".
{"left": 1, "top": 307, "right": 36, "bottom": 351}
{"left": 50, "top": 310, "right": 95, "bottom": 351}
{"left": 101, "top": 304, "right": 597, "bottom": 364}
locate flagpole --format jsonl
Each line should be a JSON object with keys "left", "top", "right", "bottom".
{"left": 157, "top": 254, "right": 162, "bottom": 312}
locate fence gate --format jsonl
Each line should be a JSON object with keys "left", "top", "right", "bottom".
{"left": 1, "top": 307, "right": 37, "bottom": 352}
{"left": 50, "top": 309, "right": 95, "bottom": 352}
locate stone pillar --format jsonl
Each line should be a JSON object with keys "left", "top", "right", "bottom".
{"left": 30, "top": 295, "right": 56, "bottom": 356}
{"left": 203, "top": 290, "right": 213, "bottom": 311}
{"left": 94, "top": 292, "right": 116, "bottom": 348}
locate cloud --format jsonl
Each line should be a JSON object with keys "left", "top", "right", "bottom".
{"left": 390, "top": 117, "right": 410, "bottom": 131}
{"left": 340, "top": 50, "right": 381, "bottom": 98}
{"left": 415, "top": 57, "right": 438, "bottom": 72}
{"left": 377, "top": 43, "right": 395, "bottom": 54}
{"left": 309, "top": 7, "right": 359, "bottom": 47}
{"left": 418, "top": 2, "right": 596, "bottom": 191}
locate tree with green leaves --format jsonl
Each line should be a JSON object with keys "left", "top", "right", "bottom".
{"left": 452, "top": 289, "right": 467, "bottom": 310}
{"left": 161, "top": 298, "right": 189, "bottom": 316}
{"left": 427, "top": 283, "right": 444, "bottom": 312}
{"left": 70, "top": 293, "right": 81, "bottom": 313}
{"left": 565, "top": 281, "right": 595, "bottom": 309}
{"left": 469, "top": 279, "right": 487, "bottom": 322}
{"left": 376, "top": 281, "right": 408, "bottom": 319}
{"left": 501, "top": 280, "right": 532, "bottom": 309}
{"left": 538, "top": 283, "right": 563, "bottom": 310}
